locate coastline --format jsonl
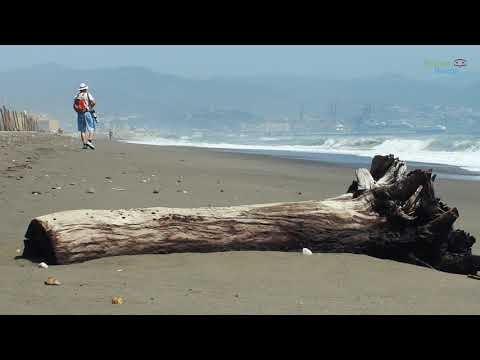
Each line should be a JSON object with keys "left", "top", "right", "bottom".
{"left": 120, "top": 138, "right": 480, "bottom": 182}
{"left": 2, "top": 132, "right": 480, "bottom": 314}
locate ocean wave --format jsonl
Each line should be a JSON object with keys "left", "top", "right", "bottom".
{"left": 259, "top": 137, "right": 281, "bottom": 141}
{"left": 309, "top": 137, "right": 386, "bottom": 149}
{"left": 122, "top": 134, "right": 480, "bottom": 174}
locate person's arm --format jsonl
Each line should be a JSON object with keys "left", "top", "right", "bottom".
{"left": 88, "top": 93, "right": 96, "bottom": 108}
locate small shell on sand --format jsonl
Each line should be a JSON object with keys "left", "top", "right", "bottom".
{"left": 302, "top": 248, "right": 313, "bottom": 255}
{"left": 45, "top": 276, "right": 61, "bottom": 286}
{"left": 38, "top": 262, "right": 48, "bottom": 269}
{"left": 112, "top": 296, "right": 124, "bottom": 304}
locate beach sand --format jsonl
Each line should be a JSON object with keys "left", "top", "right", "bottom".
{"left": 1, "top": 131, "right": 480, "bottom": 314}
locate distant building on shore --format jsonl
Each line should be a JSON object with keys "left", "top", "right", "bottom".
{"left": 37, "top": 118, "right": 60, "bottom": 132}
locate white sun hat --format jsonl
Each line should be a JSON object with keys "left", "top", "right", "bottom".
{"left": 78, "top": 83, "right": 88, "bottom": 91}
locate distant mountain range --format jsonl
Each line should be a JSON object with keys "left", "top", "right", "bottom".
{"left": 0, "top": 63, "right": 478, "bottom": 130}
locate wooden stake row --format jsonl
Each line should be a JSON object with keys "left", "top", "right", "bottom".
{"left": 0, "top": 106, "right": 39, "bottom": 131}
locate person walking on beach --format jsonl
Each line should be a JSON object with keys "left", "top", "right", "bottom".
{"left": 73, "top": 83, "right": 96, "bottom": 150}
{"left": 109, "top": 128, "right": 113, "bottom": 142}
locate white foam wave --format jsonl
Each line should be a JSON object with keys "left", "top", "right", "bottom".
{"left": 259, "top": 137, "right": 281, "bottom": 141}
{"left": 123, "top": 136, "right": 480, "bottom": 173}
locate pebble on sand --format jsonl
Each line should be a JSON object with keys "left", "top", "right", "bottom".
{"left": 32, "top": 191, "right": 42, "bottom": 195}
{"left": 86, "top": 188, "right": 96, "bottom": 194}
{"left": 45, "top": 276, "right": 61, "bottom": 286}
{"left": 153, "top": 189, "right": 160, "bottom": 194}
{"left": 112, "top": 296, "right": 124, "bottom": 304}
{"left": 302, "top": 248, "right": 313, "bottom": 255}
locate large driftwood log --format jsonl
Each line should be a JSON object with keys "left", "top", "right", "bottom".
{"left": 23, "top": 154, "right": 479, "bottom": 274}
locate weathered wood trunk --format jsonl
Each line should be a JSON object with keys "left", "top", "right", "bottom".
{"left": 23, "top": 155, "right": 479, "bottom": 274}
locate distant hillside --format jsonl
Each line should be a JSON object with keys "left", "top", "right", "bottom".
{"left": 0, "top": 63, "right": 475, "bottom": 131}
{"left": 0, "top": 64, "right": 292, "bottom": 130}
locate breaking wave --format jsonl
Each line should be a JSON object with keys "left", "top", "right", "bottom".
{"left": 123, "top": 134, "right": 480, "bottom": 173}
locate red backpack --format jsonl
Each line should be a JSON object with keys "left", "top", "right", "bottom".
{"left": 73, "top": 95, "right": 88, "bottom": 112}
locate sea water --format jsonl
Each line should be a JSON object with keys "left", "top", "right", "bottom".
{"left": 122, "top": 132, "right": 480, "bottom": 181}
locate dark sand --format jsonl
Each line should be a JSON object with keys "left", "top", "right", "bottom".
{"left": 1, "top": 132, "right": 480, "bottom": 314}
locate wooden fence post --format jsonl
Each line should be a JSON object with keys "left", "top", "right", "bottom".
{"left": 0, "top": 108, "right": 4, "bottom": 131}
{"left": 6, "top": 108, "right": 11, "bottom": 131}
{"left": 0, "top": 106, "right": 42, "bottom": 132}
{"left": 13, "top": 111, "right": 18, "bottom": 131}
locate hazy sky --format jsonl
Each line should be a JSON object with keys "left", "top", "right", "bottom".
{"left": 0, "top": 45, "right": 477, "bottom": 79}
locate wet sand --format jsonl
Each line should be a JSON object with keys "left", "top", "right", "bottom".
{"left": 1, "top": 132, "right": 480, "bottom": 314}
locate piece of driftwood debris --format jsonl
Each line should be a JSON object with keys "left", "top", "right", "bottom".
{"left": 22, "top": 154, "right": 479, "bottom": 275}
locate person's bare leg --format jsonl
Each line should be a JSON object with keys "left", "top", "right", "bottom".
{"left": 85, "top": 129, "right": 96, "bottom": 149}
{"left": 80, "top": 132, "right": 86, "bottom": 144}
